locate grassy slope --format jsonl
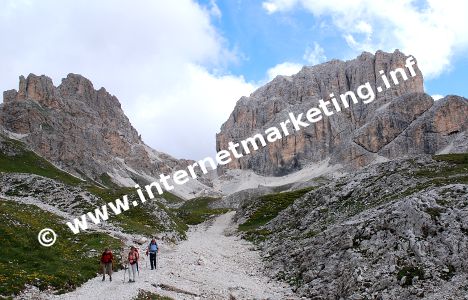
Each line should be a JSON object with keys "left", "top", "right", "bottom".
{"left": 238, "top": 154, "right": 468, "bottom": 242}
{"left": 0, "top": 135, "right": 191, "bottom": 296}
{"left": 85, "top": 185, "right": 162, "bottom": 236}
{"left": 238, "top": 187, "right": 315, "bottom": 231}
{"left": 175, "top": 197, "right": 229, "bottom": 225}
{"left": 0, "top": 136, "right": 82, "bottom": 186}
{"left": 420, "top": 153, "right": 468, "bottom": 183}
{"left": 237, "top": 187, "right": 315, "bottom": 241}
{"left": 160, "top": 191, "right": 184, "bottom": 205}
{"left": 0, "top": 199, "right": 123, "bottom": 297}
{"left": 247, "top": 154, "right": 468, "bottom": 245}
{"left": 0, "top": 135, "right": 187, "bottom": 237}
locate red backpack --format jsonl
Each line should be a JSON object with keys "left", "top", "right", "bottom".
{"left": 101, "top": 252, "right": 113, "bottom": 263}
{"left": 128, "top": 250, "right": 139, "bottom": 265}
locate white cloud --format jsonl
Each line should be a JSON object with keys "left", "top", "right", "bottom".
{"left": 262, "top": 0, "right": 297, "bottom": 14}
{"left": 131, "top": 64, "right": 255, "bottom": 159}
{"left": 303, "top": 42, "right": 327, "bottom": 65}
{"left": 431, "top": 94, "right": 444, "bottom": 101}
{"left": 262, "top": 0, "right": 468, "bottom": 78}
{"left": 0, "top": 0, "right": 255, "bottom": 160}
{"left": 266, "top": 62, "right": 303, "bottom": 81}
{"left": 208, "top": 0, "right": 222, "bottom": 19}
{"left": 264, "top": 42, "right": 325, "bottom": 84}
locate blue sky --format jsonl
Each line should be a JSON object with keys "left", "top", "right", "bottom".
{"left": 207, "top": 0, "right": 347, "bottom": 80}
{"left": 205, "top": 0, "right": 467, "bottom": 98}
{"left": 425, "top": 57, "right": 468, "bottom": 97}
{"left": 0, "top": 0, "right": 467, "bottom": 159}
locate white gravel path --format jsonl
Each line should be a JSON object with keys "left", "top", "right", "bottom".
{"left": 43, "top": 212, "right": 297, "bottom": 300}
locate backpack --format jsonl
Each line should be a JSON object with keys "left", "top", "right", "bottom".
{"left": 149, "top": 242, "right": 158, "bottom": 253}
{"left": 128, "top": 251, "right": 138, "bottom": 265}
{"left": 101, "top": 252, "right": 112, "bottom": 263}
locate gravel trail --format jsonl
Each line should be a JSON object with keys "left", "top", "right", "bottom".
{"left": 39, "top": 212, "right": 296, "bottom": 300}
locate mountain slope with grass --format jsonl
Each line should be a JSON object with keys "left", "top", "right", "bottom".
{"left": 0, "top": 199, "right": 123, "bottom": 297}
{"left": 0, "top": 133, "right": 212, "bottom": 298}
{"left": 1, "top": 51, "right": 467, "bottom": 300}
{"left": 0, "top": 134, "right": 188, "bottom": 238}
{"left": 234, "top": 153, "right": 468, "bottom": 299}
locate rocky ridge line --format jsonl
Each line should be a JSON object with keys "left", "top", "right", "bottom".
{"left": 216, "top": 50, "right": 468, "bottom": 176}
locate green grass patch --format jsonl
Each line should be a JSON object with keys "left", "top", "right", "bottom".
{"left": 0, "top": 135, "right": 187, "bottom": 238}
{"left": 440, "top": 265, "right": 456, "bottom": 281}
{"left": 85, "top": 186, "right": 189, "bottom": 238}
{"left": 98, "top": 173, "right": 119, "bottom": 188}
{"left": 0, "top": 199, "right": 123, "bottom": 297}
{"left": 434, "top": 153, "right": 468, "bottom": 164}
{"left": 175, "top": 197, "right": 229, "bottom": 225}
{"left": 242, "top": 229, "right": 272, "bottom": 243}
{"left": 0, "top": 135, "right": 82, "bottom": 186}
{"left": 397, "top": 266, "right": 425, "bottom": 286}
{"left": 415, "top": 153, "right": 468, "bottom": 181}
{"left": 134, "top": 290, "right": 174, "bottom": 300}
{"left": 238, "top": 187, "right": 314, "bottom": 232}
{"left": 84, "top": 186, "right": 171, "bottom": 237}
{"left": 113, "top": 205, "right": 165, "bottom": 237}
{"left": 160, "top": 191, "right": 184, "bottom": 204}
{"left": 156, "top": 202, "right": 188, "bottom": 239}
{"left": 425, "top": 207, "right": 444, "bottom": 220}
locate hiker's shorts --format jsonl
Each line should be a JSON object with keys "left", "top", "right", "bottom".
{"left": 101, "top": 262, "right": 113, "bottom": 275}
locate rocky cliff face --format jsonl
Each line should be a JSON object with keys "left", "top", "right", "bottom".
{"left": 216, "top": 50, "right": 468, "bottom": 176}
{"left": 0, "top": 74, "right": 191, "bottom": 187}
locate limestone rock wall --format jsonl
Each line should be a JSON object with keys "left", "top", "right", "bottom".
{"left": 216, "top": 50, "right": 467, "bottom": 176}
{"left": 0, "top": 73, "right": 187, "bottom": 186}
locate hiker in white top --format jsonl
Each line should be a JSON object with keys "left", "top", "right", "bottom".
{"left": 127, "top": 246, "right": 139, "bottom": 282}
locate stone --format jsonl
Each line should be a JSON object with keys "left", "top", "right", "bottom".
{"left": 0, "top": 73, "right": 195, "bottom": 187}
{"left": 136, "top": 237, "right": 148, "bottom": 245}
{"left": 236, "top": 155, "right": 468, "bottom": 299}
{"left": 216, "top": 50, "right": 467, "bottom": 176}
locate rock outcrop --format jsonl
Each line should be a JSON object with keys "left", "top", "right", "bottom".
{"left": 379, "top": 95, "right": 468, "bottom": 157}
{"left": 236, "top": 154, "right": 468, "bottom": 299}
{"left": 0, "top": 74, "right": 192, "bottom": 187}
{"left": 216, "top": 50, "right": 468, "bottom": 176}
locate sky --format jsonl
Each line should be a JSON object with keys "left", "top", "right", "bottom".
{"left": 0, "top": 0, "right": 467, "bottom": 160}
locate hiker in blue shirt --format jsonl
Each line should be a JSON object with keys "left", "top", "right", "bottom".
{"left": 146, "top": 238, "right": 159, "bottom": 270}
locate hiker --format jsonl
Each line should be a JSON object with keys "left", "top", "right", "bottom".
{"left": 127, "top": 246, "right": 139, "bottom": 282}
{"left": 146, "top": 238, "right": 159, "bottom": 270}
{"left": 100, "top": 248, "right": 114, "bottom": 282}
{"left": 135, "top": 246, "right": 140, "bottom": 273}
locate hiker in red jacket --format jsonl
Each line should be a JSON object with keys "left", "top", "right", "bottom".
{"left": 100, "top": 248, "right": 114, "bottom": 282}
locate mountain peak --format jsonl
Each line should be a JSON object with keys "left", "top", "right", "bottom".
{"left": 0, "top": 73, "right": 181, "bottom": 188}
{"left": 216, "top": 50, "right": 466, "bottom": 176}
